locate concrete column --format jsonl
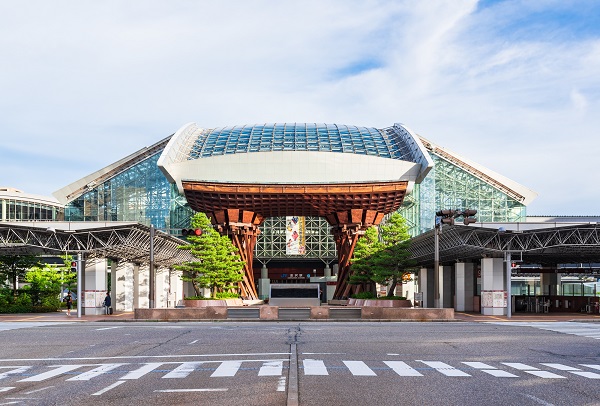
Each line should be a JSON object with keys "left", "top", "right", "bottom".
{"left": 115, "top": 262, "right": 134, "bottom": 312}
{"left": 540, "top": 273, "right": 561, "bottom": 296}
{"left": 324, "top": 264, "right": 331, "bottom": 277}
{"left": 138, "top": 265, "right": 150, "bottom": 308}
{"left": 455, "top": 262, "right": 474, "bottom": 311}
{"left": 82, "top": 260, "right": 108, "bottom": 315}
{"left": 438, "top": 265, "right": 453, "bottom": 308}
{"left": 169, "top": 269, "right": 183, "bottom": 306}
{"left": 259, "top": 264, "right": 270, "bottom": 300}
{"left": 133, "top": 263, "right": 140, "bottom": 309}
{"left": 418, "top": 267, "right": 435, "bottom": 308}
{"left": 155, "top": 268, "right": 169, "bottom": 308}
{"left": 481, "top": 258, "right": 506, "bottom": 315}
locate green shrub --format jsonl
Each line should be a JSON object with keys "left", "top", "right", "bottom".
{"left": 215, "top": 292, "right": 240, "bottom": 299}
{"left": 350, "top": 291, "right": 376, "bottom": 299}
{"left": 379, "top": 295, "right": 407, "bottom": 300}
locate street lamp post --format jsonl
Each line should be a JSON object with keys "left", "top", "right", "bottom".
{"left": 433, "top": 209, "right": 477, "bottom": 308}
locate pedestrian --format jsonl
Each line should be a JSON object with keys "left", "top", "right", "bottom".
{"left": 64, "top": 292, "right": 73, "bottom": 316}
{"left": 103, "top": 292, "right": 112, "bottom": 315}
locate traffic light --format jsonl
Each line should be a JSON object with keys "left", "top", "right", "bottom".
{"left": 441, "top": 217, "right": 455, "bottom": 225}
{"left": 462, "top": 209, "right": 477, "bottom": 225}
{"left": 182, "top": 228, "right": 203, "bottom": 237}
{"left": 70, "top": 261, "right": 77, "bottom": 272}
{"left": 435, "top": 209, "right": 456, "bottom": 217}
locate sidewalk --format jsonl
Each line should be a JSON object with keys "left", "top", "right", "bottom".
{"left": 0, "top": 310, "right": 135, "bottom": 322}
{"left": 3, "top": 310, "right": 600, "bottom": 323}
{"left": 455, "top": 311, "right": 600, "bottom": 322}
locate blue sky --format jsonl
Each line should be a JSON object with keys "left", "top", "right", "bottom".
{"left": 1, "top": 0, "right": 599, "bottom": 215}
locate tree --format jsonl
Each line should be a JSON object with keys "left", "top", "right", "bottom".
{"left": 348, "top": 226, "right": 383, "bottom": 289}
{"left": 174, "top": 213, "right": 245, "bottom": 298}
{"left": 0, "top": 255, "right": 41, "bottom": 297}
{"left": 349, "top": 213, "right": 416, "bottom": 297}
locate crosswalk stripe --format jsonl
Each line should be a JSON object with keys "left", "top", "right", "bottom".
{"left": 541, "top": 364, "right": 600, "bottom": 379}
{"left": 580, "top": 364, "right": 600, "bottom": 371}
{"left": 259, "top": 361, "right": 283, "bottom": 376}
{"left": 211, "top": 361, "right": 241, "bottom": 377}
{"left": 67, "top": 363, "right": 126, "bottom": 381}
{"left": 462, "top": 362, "right": 518, "bottom": 378}
{"left": 121, "top": 363, "right": 164, "bottom": 380}
{"left": 303, "top": 359, "right": 328, "bottom": 375}
{"left": 18, "top": 365, "right": 84, "bottom": 382}
{"left": 384, "top": 361, "right": 423, "bottom": 377}
{"left": 0, "top": 387, "right": 15, "bottom": 393}
{"left": 419, "top": 361, "right": 470, "bottom": 377}
{"left": 502, "top": 362, "right": 538, "bottom": 370}
{"left": 343, "top": 361, "right": 377, "bottom": 376}
{"left": 162, "top": 362, "right": 203, "bottom": 379}
{"left": 0, "top": 367, "right": 30, "bottom": 380}
{"left": 524, "top": 371, "right": 566, "bottom": 379}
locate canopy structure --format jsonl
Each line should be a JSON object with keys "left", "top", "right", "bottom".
{"left": 0, "top": 222, "right": 194, "bottom": 268}
{"left": 409, "top": 223, "right": 600, "bottom": 267}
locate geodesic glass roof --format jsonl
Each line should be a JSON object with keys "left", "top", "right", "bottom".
{"left": 187, "top": 123, "right": 418, "bottom": 161}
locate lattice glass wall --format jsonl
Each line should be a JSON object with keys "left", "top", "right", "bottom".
{"left": 399, "top": 153, "right": 526, "bottom": 236}
{"left": 65, "top": 153, "right": 193, "bottom": 230}
{"left": 255, "top": 216, "right": 336, "bottom": 261}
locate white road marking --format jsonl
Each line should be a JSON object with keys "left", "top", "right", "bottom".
{"left": 418, "top": 361, "right": 471, "bottom": 377}
{"left": 502, "top": 362, "right": 539, "bottom": 370}
{"left": 277, "top": 376, "right": 286, "bottom": 391}
{"left": 23, "top": 386, "right": 54, "bottom": 394}
{"left": 542, "top": 363, "right": 600, "bottom": 379}
{"left": 155, "top": 388, "right": 228, "bottom": 393}
{"left": 259, "top": 361, "right": 283, "bottom": 376}
{"left": 18, "top": 365, "right": 84, "bottom": 382}
{"left": 303, "top": 359, "right": 328, "bottom": 375}
{"left": 0, "top": 387, "right": 15, "bottom": 393}
{"left": 211, "top": 361, "right": 241, "bottom": 377}
{"left": 121, "top": 363, "right": 164, "bottom": 380}
{"left": 91, "top": 380, "right": 126, "bottom": 396}
{"left": 189, "top": 340, "right": 198, "bottom": 344}
{"left": 580, "top": 364, "right": 600, "bottom": 371}
{"left": 66, "top": 363, "right": 126, "bottom": 381}
{"left": 95, "top": 326, "right": 122, "bottom": 331}
{"left": 0, "top": 367, "right": 30, "bottom": 380}
{"left": 384, "top": 361, "right": 423, "bottom": 377}
{"left": 162, "top": 362, "right": 203, "bottom": 379}
{"left": 462, "top": 362, "right": 518, "bottom": 378}
{"left": 343, "top": 361, "right": 377, "bottom": 376}
{"left": 0, "top": 352, "right": 290, "bottom": 363}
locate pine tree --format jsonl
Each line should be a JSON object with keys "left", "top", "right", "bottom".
{"left": 175, "top": 213, "right": 244, "bottom": 298}
{"left": 348, "top": 213, "right": 416, "bottom": 297}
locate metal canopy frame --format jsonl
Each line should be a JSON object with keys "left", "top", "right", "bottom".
{"left": 409, "top": 223, "right": 600, "bottom": 266}
{"left": 0, "top": 222, "right": 194, "bottom": 268}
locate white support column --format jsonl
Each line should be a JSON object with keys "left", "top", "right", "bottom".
{"left": 481, "top": 258, "right": 506, "bottom": 315}
{"left": 540, "top": 272, "right": 561, "bottom": 296}
{"left": 133, "top": 263, "right": 140, "bottom": 309}
{"left": 83, "top": 260, "right": 108, "bottom": 316}
{"left": 418, "top": 268, "right": 435, "bottom": 308}
{"left": 116, "top": 263, "right": 134, "bottom": 312}
{"left": 455, "top": 262, "right": 474, "bottom": 312}
{"left": 138, "top": 265, "right": 150, "bottom": 308}
{"left": 440, "top": 266, "right": 453, "bottom": 308}
{"left": 169, "top": 269, "right": 183, "bottom": 307}
{"left": 155, "top": 268, "right": 169, "bottom": 308}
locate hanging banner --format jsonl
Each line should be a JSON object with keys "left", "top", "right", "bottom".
{"left": 286, "top": 216, "right": 306, "bottom": 255}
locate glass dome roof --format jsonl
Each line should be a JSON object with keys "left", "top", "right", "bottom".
{"left": 187, "top": 123, "right": 418, "bottom": 161}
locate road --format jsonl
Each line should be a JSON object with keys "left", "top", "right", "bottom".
{"left": 0, "top": 321, "right": 599, "bottom": 405}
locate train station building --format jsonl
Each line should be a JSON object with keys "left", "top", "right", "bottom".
{"left": 1, "top": 122, "right": 599, "bottom": 315}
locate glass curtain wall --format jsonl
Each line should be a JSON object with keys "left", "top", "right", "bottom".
{"left": 399, "top": 154, "right": 526, "bottom": 237}
{"left": 65, "top": 153, "right": 193, "bottom": 231}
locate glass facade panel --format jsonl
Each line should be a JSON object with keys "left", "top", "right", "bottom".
{"left": 398, "top": 153, "right": 526, "bottom": 237}
{"left": 65, "top": 152, "right": 193, "bottom": 230}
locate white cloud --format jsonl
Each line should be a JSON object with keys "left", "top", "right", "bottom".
{"left": 0, "top": 0, "right": 599, "bottom": 215}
